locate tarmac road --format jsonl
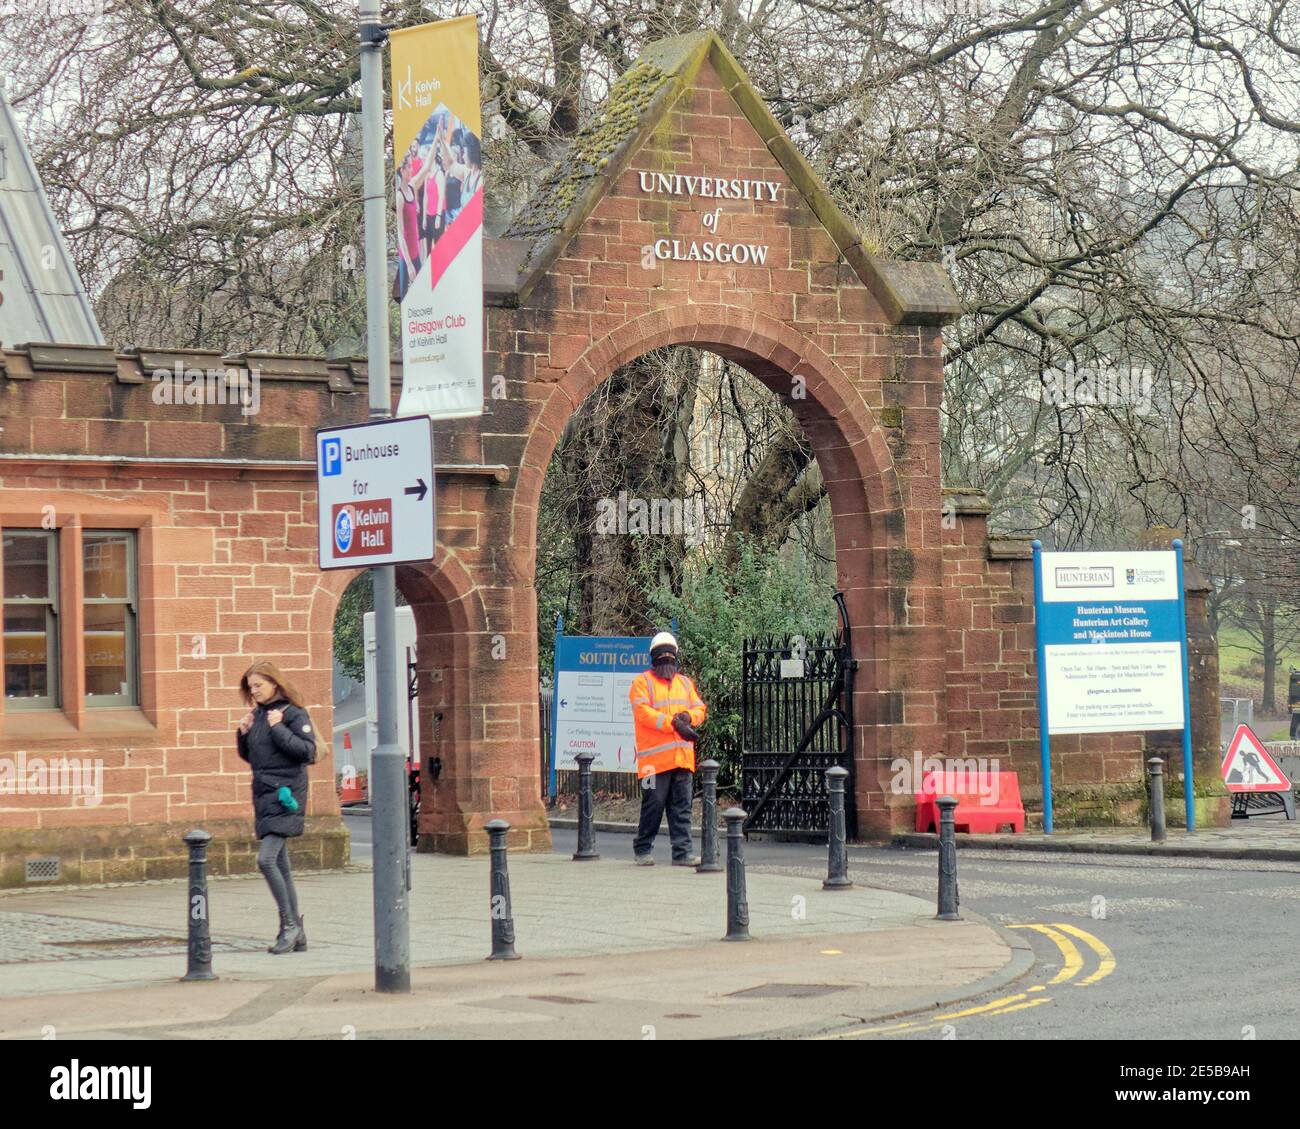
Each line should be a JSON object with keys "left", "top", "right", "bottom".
{"left": 546, "top": 822, "right": 1300, "bottom": 1042}
{"left": 346, "top": 812, "right": 1300, "bottom": 1040}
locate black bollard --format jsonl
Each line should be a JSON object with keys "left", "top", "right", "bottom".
{"left": 696, "top": 759, "right": 722, "bottom": 873}
{"left": 1148, "top": 756, "right": 1167, "bottom": 843}
{"left": 572, "top": 750, "right": 599, "bottom": 861}
{"left": 823, "top": 765, "right": 852, "bottom": 889}
{"left": 182, "top": 829, "right": 216, "bottom": 981}
{"left": 485, "top": 819, "right": 520, "bottom": 961}
{"left": 936, "top": 795, "right": 961, "bottom": 921}
{"left": 722, "top": 807, "right": 751, "bottom": 941}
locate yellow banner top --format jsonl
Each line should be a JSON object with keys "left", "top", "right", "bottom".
{"left": 390, "top": 15, "right": 481, "bottom": 156}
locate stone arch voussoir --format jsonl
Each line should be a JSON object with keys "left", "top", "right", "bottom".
{"left": 513, "top": 304, "right": 904, "bottom": 553}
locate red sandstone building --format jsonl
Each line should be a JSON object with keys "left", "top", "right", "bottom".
{"left": 0, "top": 33, "right": 1221, "bottom": 887}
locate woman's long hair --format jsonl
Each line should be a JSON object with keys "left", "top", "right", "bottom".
{"left": 239, "top": 661, "right": 305, "bottom": 709}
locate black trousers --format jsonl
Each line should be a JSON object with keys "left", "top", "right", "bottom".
{"left": 257, "top": 833, "right": 300, "bottom": 920}
{"left": 633, "top": 767, "right": 694, "bottom": 859}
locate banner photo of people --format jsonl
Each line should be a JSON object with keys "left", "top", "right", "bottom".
{"left": 390, "top": 15, "right": 484, "bottom": 419}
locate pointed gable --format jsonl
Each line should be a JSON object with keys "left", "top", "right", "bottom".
{"left": 499, "top": 31, "right": 958, "bottom": 325}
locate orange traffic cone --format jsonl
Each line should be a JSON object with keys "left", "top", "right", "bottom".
{"left": 338, "top": 730, "right": 365, "bottom": 805}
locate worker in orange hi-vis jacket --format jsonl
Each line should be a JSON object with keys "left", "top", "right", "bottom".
{"left": 628, "top": 631, "right": 707, "bottom": 866}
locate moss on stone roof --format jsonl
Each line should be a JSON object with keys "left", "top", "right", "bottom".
{"left": 504, "top": 58, "right": 673, "bottom": 246}
{"left": 500, "top": 30, "right": 961, "bottom": 324}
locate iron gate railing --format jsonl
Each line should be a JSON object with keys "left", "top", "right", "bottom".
{"left": 740, "top": 592, "right": 856, "bottom": 838}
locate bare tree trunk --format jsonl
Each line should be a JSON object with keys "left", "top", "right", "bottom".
{"left": 722, "top": 430, "right": 819, "bottom": 571}
{"left": 566, "top": 351, "right": 696, "bottom": 634}
{"left": 1262, "top": 603, "right": 1277, "bottom": 714}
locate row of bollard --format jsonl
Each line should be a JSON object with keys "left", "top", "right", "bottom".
{"left": 566, "top": 751, "right": 962, "bottom": 938}
{"left": 491, "top": 802, "right": 754, "bottom": 953}
{"left": 179, "top": 760, "right": 966, "bottom": 979}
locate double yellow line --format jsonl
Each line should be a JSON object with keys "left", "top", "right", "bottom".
{"left": 816, "top": 922, "right": 1114, "bottom": 1039}
{"left": 1009, "top": 922, "right": 1116, "bottom": 988}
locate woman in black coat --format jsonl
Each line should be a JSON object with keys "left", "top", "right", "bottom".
{"left": 236, "top": 661, "right": 317, "bottom": 954}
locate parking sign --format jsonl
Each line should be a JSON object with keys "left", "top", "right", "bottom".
{"left": 321, "top": 437, "right": 343, "bottom": 477}
{"left": 315, "top": 417, "right": 435, "bottom": 570}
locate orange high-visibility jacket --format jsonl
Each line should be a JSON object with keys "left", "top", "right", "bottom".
{"left": 629, "top": 669, "right": 707, "bottom": 779}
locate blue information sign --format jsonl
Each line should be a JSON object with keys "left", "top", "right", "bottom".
{"left": 549, "top": 629, "right": 653, "bottom": 797}
{"left": 1032, "top": 544, "right": 1194, "bottom": 832}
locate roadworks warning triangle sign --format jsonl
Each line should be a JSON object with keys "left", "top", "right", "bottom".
{"left": 1221, "top": 724, "right": 1292, "bottom": 792}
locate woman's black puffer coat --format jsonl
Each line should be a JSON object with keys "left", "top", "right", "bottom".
{"left": 236, "top": 698, "right": 317, "bottom": 838}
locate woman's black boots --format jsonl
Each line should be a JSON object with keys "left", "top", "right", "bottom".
{"left": 294, "top": 913, "right": 307, "bottom": 952}
{"left": 269, "top": 912, "right": 303, "bottom": 955}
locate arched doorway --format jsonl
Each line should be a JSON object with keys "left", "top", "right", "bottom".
{"left": 512, "top": 309, "right": 911, "bottom": 837}
{"left": 320, "top": 550, "right": 493, "bottom": 855}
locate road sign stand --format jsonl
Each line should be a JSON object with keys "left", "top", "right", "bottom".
{"left": 1031, "top": 541, "right": 1054, "bottom": 833}
{"left": 355, "top": 0, "right": 412, "bottom": 996}
{"left": 1173, "top": 540, "right": 1195, "bottom": 831}
{"left": 316, "top": 413, "right": 433, "bottom": 996}
{"left": 1221, "top": 723, "right": 1295, "bottom": 820}
{"left": 1231, "top": 791, "right": 1296, "bottom": 820}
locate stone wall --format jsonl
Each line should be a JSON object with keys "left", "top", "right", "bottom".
{"left": 941, "top": 490, "right": 1224, "bottom": 828}
{"left": 0, "top": 32, "right": 1219, "bottom": 889}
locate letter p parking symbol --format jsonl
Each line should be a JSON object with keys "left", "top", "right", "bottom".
{"left": 321, "top": 437, "right": 343, "bottom": 477}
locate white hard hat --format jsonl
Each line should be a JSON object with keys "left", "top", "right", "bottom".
{"left": 649, "top": 631, "right": 678, "bottom": 655}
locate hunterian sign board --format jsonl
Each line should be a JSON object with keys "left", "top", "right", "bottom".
{"left": 1031, "top": 543, "right": 1195, "bottom": 832}
{"left": 1035, "top": 550, "right": 1186, "bottom": 734}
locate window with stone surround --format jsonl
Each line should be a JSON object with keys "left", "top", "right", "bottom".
{"left": 2, "top": 530, "right": 59, "bottom": 708}
{"left": 1, "top": 526, "right": 140, "bottom": 712}
{"left": 83, "top": 531, "right": 138, "bottom": 706}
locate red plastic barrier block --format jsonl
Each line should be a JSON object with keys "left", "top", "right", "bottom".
{"left": 914, "top": 769, "right": 1025, "bottom": 834}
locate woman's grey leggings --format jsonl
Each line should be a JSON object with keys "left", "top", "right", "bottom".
{"left": 257, "top": 834, "right": 300, "bottom": 921}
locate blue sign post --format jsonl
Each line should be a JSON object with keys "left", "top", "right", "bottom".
{"left": 1031, "top": 542, "right": 1054, "bottom": 833}
{"left": 1031, "top": 544, "right": 1193, "bottom": 834}
{"left": 1173, "top": 540, "right": 1195, "bottom": 831}
{"left": 548, "top": 614, "right": 563, "bottom": 803}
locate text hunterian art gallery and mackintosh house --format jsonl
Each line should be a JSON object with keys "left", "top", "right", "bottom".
{"left": 0, "top": 32, "right": 1224, "bottom": 887}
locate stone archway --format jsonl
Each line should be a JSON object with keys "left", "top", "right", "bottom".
{"left": 395, "top": 551, "right": 494, "bottom": 854}
{"left": 457, "top": 31, "right": 959, "bottom": 842}
{"left": 310, "top": 548, "right": 524, "bottom": 855}
{"left": 510, "top": 307, "right": 911, "bottom": 829}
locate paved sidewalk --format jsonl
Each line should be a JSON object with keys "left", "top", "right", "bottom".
{"left": 0, "top": 853, "right": 1020, "bottom": 1040}
{"left": 893, "top": 818, "right": 1300, "bottom": 861}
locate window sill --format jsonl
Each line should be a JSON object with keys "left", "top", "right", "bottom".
{"left": 80, "top": 708, "right": 158, "bottom": 735}
{"left": 1, "top": 707, "right": 160, "bottom": 744}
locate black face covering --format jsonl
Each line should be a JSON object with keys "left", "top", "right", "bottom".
{"left": 652, "top": 654, "right": 679, "bottom": 680}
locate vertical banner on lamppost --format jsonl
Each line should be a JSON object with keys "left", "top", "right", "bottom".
{"left": 390, "top": 15, "right": 483, "bottom": 419}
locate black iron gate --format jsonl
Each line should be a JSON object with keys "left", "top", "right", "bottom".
{"left": 740, "top": 592, "right": 857, "bottom": 838}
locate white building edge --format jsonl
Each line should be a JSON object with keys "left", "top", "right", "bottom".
{"left": 0, "top": 82, "right": 103, "bottom": 347}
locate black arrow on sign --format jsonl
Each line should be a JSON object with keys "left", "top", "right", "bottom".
{"left": 404, "top": 478, "right": 428, "bottom": 502}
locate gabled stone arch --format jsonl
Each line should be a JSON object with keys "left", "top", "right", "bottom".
{"left": 507, "top": 304, "right": 924, "bottom": 830}
{"left": 470, "top": 30, "right": 960, "bottom": 841}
